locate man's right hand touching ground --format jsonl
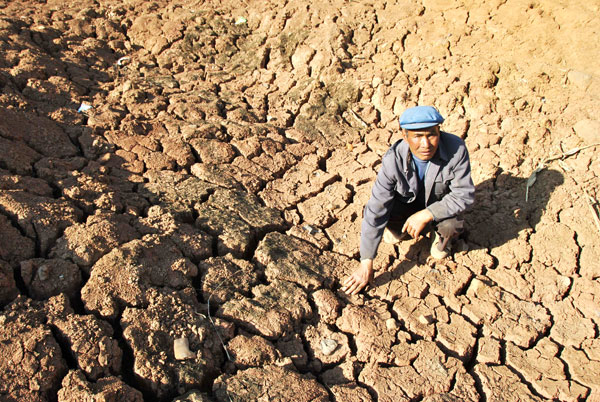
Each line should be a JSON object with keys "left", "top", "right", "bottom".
{"left": 341, "top": 259, "right": 374, "bottom": 295}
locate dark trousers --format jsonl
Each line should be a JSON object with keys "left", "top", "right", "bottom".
{"left": 386, "top": 200, "right": 463, "bottom": 241}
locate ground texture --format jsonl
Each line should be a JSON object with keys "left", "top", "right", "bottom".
{"left": 0, "top": 0, "right": 599, "bottom": 401}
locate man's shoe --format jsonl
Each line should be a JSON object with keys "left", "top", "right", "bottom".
{"left": 383, "top": 227, "right": 403, "bottom": 244}
{"left": 430, "top": 231, "right": 450, "bottom": 259}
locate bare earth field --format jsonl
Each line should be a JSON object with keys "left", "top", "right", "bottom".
{"left": 0, "top": 0, "right": 599, "bottom": 401}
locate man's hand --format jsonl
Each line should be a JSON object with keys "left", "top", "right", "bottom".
{"left": 402, "top": 208, "right": 434, "bottom": 239}
{"left": 342, "top": 259, "right": 374, "bottom": 295}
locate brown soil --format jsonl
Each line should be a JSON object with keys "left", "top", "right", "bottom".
{"left": 0, "top": 0, "right": 599, "bottom": 401}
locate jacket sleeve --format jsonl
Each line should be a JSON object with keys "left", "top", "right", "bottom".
{"left": 360, "top": 152, "right": 398, "bottom": 260}
{"left": 426, "top": 144, "right": 475, "bottom": 221}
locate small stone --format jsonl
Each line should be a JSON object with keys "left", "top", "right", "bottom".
{"left": 37, "top": 265, "right": 50, "bottom": 281}
{"left": 174, "top": 337, "right": 195, "bottom": 360}
{"left": 386, "top": 318, "right": 398, "bottom": 330}
{"left": 321, "top": 339, "right": 338, "bottom": 356}
{"left": 303, "top": 225, "right": 317, "bottom": 235}
{"left": 419, "top": 314, "right": 435, "bottom": 325}
{"left": 467, "top": 278, "right": 485, "bottom": 295}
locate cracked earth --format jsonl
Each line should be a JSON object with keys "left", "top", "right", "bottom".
{"left": 0, "top": 0, "right": 599, "bottom": 401}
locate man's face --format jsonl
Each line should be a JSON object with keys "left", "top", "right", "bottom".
{"left": 402, "top": 126, "right": 440, "bottom": 160}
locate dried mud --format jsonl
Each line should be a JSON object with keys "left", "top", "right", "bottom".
{"left": 0, "top": 0, "right": 599, "bottom": 401}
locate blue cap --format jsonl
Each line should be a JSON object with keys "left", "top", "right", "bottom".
{"left": 399, "top": 106, "right": 444, "bottom": 130}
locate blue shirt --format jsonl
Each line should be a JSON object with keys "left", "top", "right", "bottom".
{"left": 412, "top": 153, "right": 430, "bottom": 208}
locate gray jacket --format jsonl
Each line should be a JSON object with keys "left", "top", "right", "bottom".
{"left": 360, "top": 131, "right": 475, "bottom": 260}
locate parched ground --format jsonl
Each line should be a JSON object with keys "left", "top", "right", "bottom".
{"left": 0, "top": 0, "right": 599, "bottom": 401}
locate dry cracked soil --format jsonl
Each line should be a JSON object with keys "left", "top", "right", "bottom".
{"left": 0, "top": 0, "right": 599, "bottom": 401}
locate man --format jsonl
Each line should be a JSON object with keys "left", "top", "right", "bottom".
{"left": 342, "top": 106, "right": 475, "bottom": 295}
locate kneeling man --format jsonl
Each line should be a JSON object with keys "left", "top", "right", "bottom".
{"left": 342, "top": 106, "right": 475, "bottom": 295}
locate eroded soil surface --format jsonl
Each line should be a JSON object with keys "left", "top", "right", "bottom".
{"left": 0, "top": 0, "right": 599, "bottom": 401}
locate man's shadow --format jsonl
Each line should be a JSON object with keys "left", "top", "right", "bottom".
{"left": 371, "top": 168, "right": 564, "bottom": 288}
{"left": 463, "top": 168, "right": 564, "bottom": 252}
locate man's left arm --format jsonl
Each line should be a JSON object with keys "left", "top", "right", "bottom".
{"left": 426, "top": 146, "right": 475, "bottom": 221}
